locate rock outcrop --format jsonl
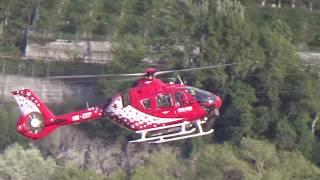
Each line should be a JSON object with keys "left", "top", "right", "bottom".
{"left": 34, "top": 125, "right": 180, "bottom": 176}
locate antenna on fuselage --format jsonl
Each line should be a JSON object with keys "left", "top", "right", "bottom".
{"left": 177, "top": 74, "right": 184, "bottom": 85}
{"left": 86, "top": 102, "right": 90, "bottom": 108}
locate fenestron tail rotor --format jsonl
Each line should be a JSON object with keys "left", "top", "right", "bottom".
{"left": 26, "top": 112, "right": 45, "bottom": 134}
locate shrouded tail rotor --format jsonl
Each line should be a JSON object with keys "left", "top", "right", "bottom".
{"left": 25, "top": 112, "right": 45, "bottom": 134}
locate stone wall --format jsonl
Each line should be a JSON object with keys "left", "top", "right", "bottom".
{"left": 298, "top": 52, "right": 320, "bottom": 64}
{"left": 260, "top": 0, "right": 318, "bottom": 10}
{"left": 0, "top": 75, "right": 67, "bottom": 103}
{"left": 0, "top": 75, "right": 103, "bottom": 106}
{"left": 25, "top": 40, "right": 113, "bottom": 63}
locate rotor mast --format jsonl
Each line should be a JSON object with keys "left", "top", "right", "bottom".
{"left": 145, "top": 68, "right": 157, "bottom": 79}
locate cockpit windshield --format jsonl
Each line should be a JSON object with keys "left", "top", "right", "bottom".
{"left": 187, "top": 87, "right": 216, "bottom": 103}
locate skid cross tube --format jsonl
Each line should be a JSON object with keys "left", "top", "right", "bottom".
{"left": 129, "top": 120, "right": 214, "bottom": 143}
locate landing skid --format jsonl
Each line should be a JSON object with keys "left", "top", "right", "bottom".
{"left": 129, "top": 120, "right": 213, "bottom": 144}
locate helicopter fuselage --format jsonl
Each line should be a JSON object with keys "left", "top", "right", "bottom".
{"left": 105, "top": 78, "right": 222, "bottom": 131}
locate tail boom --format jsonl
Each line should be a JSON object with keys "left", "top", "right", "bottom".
{"left": 12, "top": 88, "right": 104, "bottom": 140}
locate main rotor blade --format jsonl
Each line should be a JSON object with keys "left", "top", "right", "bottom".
{"left": 155, "top": 63, "right": 237, "bottom": 76}
{"left": 47, "top": 73, "right": 145, "bottom": 79}
{"left": 47, "top": 63, "right": 237, "bottom": 79}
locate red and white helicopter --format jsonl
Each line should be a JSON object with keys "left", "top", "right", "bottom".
{"left": 11, "top": 64, "right": 235, "bottom": 143}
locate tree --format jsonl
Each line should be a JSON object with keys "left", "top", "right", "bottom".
{"left": 239, "top": 137, "right": 279, "bottom": 177}
{"left": 0, "top": 0, "right": 33, "bottom": 35}
{"left": 61, "top": 0, "right": 100, "bottom": 38}
{"left": 131, "top": 149, "right": 184, "bottom": 180}
{"left": 195, "top": 143, "right": 259, "bottom": 180}
{"left": 0, "top": 0, "right": 34, "bottom": 53}
{"left": 108, "top": 169, "right": 127, "bottom": 180}
{"left": 191, "top": 0, "right": 265, "bottom": 141}
{"left": 0, "top": 104, "right": 27, "bottom": 150}
{"left": 0, "top": 143, "right": 57, "bottom": 180}
{"left": 91, "top": 0, "right": 122, "bottom": 36}
{"left": 37, "top": 0, "right": 66, "bottom": 36}
{"left": 52, "top": 164, "right": 107, "bottom": 180}
{"left": 194, "top": 138, "right": 320, "bottom": 179}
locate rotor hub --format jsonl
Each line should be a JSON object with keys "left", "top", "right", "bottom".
{"left": 26, "top": 112, "right": 44, "bottom": 134}
{"left": 30, "top": 118, "right": 42, "bottom": 128}
{"left": 144, "top": 68, "right": 157, "bottom": 74}
{"left": 144, "top": 68, "right": 157, "bottom": 79}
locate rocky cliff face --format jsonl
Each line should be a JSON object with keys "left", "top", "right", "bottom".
{"left": 34, "top": 125, "right": 180, "bottom": 176}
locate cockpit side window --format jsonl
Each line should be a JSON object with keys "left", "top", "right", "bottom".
{"left": 187, "top": 87, "right": 216, "bottom": 103}
{"left": 141, "top": 99, "right": 151, "bottom": 109}
{"left": 156, "top": 93, "right": 172, "bottom": 107}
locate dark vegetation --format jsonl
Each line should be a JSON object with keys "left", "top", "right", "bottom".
{"left": 1, "top": 0, "right": 320, "bottom": 179}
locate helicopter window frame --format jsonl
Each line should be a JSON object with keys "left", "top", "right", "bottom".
{"left": 121, "top": 90, "right": 130, "bottom": 107}
{"left": 141, "top": 99, "right": 151, "bottom": 109}
{"left": 156, "top": 93, "right": 172, "bottom": 108}
{"left": 175, "top": 91, "right": 188, "bottom": 107}
{"left": 187, "top": 87, "right": 217, "bottom": 103}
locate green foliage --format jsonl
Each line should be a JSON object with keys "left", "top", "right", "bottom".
{"left": 249, "top": 7, "right": 320, "bottom": 50}
{"left": 273, "top": 120, "right": 298, "bottom": 150}
{"left": 38, "top": 0, "right": 65, "bottom": 34}
{"left": 239, "top": 137, "right": 279, "bottom": 172}
{"left": 0, "top": 42, "right": 21, "bottom": 57}
{"left": 188, "top": 3, "right": 320, "bottom": 161}
{"left": 0, "top": 143, "right": 57, "bottom": 180}
{"left": 0, "top": 0, "right": 33, "bottom": 35}
{"left": 52, "top": 163, "right": 107, "bottom": 180}
{"left": 107, "top": 169, "right": 127, "bottom": 180}
{"left": 1, "top": 139, "right": 315, "bottom": 180}
{"left": 0, "top": 104, "right": 27, "bottom": 150}
{"left": 196, "top": 143, "right": 258, "bottom": 180}
{"left": 0, "top": 144, "right": 108, "bottom": 180}
{"left": 195, "top": 138, "right": 320, "bottom": 180}
{"left": 222, "top": 81, "right": 257, "bottom": 140}
{"left": 2, "top": 0, "right": 320, "bottom": 51}
{"left": 132, "top": 149, "right": 185, "bottom": 180}
{"left": 111, "top": 34, "right": 146, "bottom": 72}
{"left": 0, "top": 0, "right": 34, "bottom": 53}
{"left": 276, "top": 151, "right": 320, "bottom": 180}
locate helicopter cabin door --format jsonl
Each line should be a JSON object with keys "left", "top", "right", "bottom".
{"left": 173, "top": 90, "right": 198, "bottom": 119}
{"left": 154, "top": 92, "right": 176, "bottom": 118}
